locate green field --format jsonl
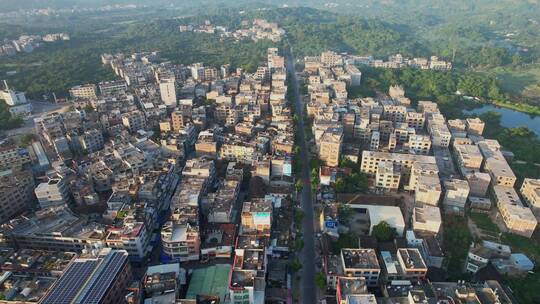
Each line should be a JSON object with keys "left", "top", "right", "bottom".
{"left": 470, "top": 212, "right": 500, "bottom": 234}
{"left": 489, "top": 64, "right": 540, "bottom": 103}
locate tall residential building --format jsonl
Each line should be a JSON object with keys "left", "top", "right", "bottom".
{"left": 0, "top": 144, "right": 31, "bottom": 171}
{"left": 407, "top": 135, "right": 431, "bottom": 155}
{"left": 122, "top": 111, "right": 146, "bottom": 133}
{"left": 160, "top": 77, "right": 177, "bottom": 107}
{"left": 361, "top": 151, "right": 436, "bottom": 178}
{"left": 41, "top": 249, "right": 132, "bottom": 304}
{"left": 34, "top": 177, "right": 71, "bottom": 208}
{"left": 493, "top": 185, "right": 537, "bottom": 238}
{"left": 319, "top": 127, "right": 343, "bottom": 167}
{"left": 321, "top": 51, "right": 343, "bottom": 67}
{"left": 521, "top": 178, "right": 540, "bottom": 209}
{"left": 80, "top": 129, "right": 104, "bottom": 153}
{"left": 466, "top": 117, "right": 485, "bottom": 136}
{"left": 171, "top": 110, "right": 185, "bottom": 132}
{"left": 376, "top": 161, "right": 401, "bottom": 190}
{"left": 442, "top": 179, "right": 470, "bottom": 214}
{"left": 478, "top": 140, "right": 517, "bottom": 188}
{"left": 0, "top": 170, "right": 34, "bottom": 223}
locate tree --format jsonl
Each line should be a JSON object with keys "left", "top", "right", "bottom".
{"left": 19, "top": 133, "right": 37, "bottom": 147}
{"left": 334, "top": 172, "right": 368, "bottom": 193}
{"left": 372, "top": 221, "right": 396, "bottom": 242}
{"left": 315, "top": 273, "right": 327, "bottom": 291}
{"left": 295, "top": 180, "right": 304, "bottom": 192}
{"left": 339, "top": 157, "right": 359, "bottom": 173}
{"left": 288, "top": 259, "right": 302, "bottom": 273}
{"left": 84, "top": 104, "right": 95, "bottom": 113}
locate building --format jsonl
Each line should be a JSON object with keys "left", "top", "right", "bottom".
{"left": 345, "top": 64, "right": 362, "bottom": 86}
{"left": 160, "top": 77, "right": 177, "bottom": 107}
{"left": 106, "top": 221, "right": 151, "bottom": 262}
{"left": 479, "top": 140, "right": 516, "bottom": 187}
{"left": 80, "top": 129, "right": 104, "bottom": 153}
{"left": 319, "top": 127, "right": 343, "bottom": 167}
{"left": 414, "top": 174, "right": 441, "bottom": 206}
{"left": 161, "top": 221, "right": 200, "bottom": 262}
{"left": 413, "top": 204, "right": 442, "bottom": 234}
{"left": 122, "top": 111, "right": 146, "bottom": 133}
{"left": 99, "top": 80, "right": 128, "bottom": 95}
{"left": 34, "top": 177, "right": 71, "bottom": 208}
{"left": 466, "top": 117, "right": 485, "bottom": 136}
{"left": 454, "top": 143, "right": 483, "bottom": 171}
{"left": 381, "top": 248, "right": 428, "bottom": 282}
{"left": 493, "top": 185, "right": 537, "bottom": 238}
{"left": 375, "top": 161, "right": 401, "bottom": 190}
{"left": 186, "top": 264, "right": 230, "bottom": 302}
{"left": 347, "top": 204, "right": 405, "bottom": 236}
{"left": 1, "top": 83, "right": 27, "bottom": 106}
{"left": 340, "top": 248, "right": 380, "bottom": 287}
{"left": 171, "top": 109, "right": 186, "bottom": 132}
{"left": 0, "top": 144, "right": 31, "bottom": 171}
{"left": 335, "top": 277, "right": 368, "bottom": 304}
{"left": 0, "top": 169, "right": 34, "bottom": 223}
{"left": 0, "top": 207, "right": 106, "bottom": 252}
{"left": 69, "top": 84, "right": 97, "bottom": 99}
{"left": 321, "top": 51, "right": 343, "bottom": 67}
{"left": 465, "top": 171, "right": 491, "bottom": 197}
{"left": 41, "top": 249, "right": 132, "bottom": 304}
{"left": 407, "top": 135, "right": 431, "bottom": 155}
{"left": 443, "top": 179, "right": 470, "bottom": 214}
{"left": 361, "top": 151, "right": 436, "bottom": 178}
{"left": 241, "top": 199, "right": 272, "bottom": 234}
{"left": 144, "top": 263, "right": 183, "bottom": 299}
{"left": 521, "top": 178, "right": 540, "bottom": 209}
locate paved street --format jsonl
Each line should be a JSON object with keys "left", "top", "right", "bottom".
{"left": 286, "top": 51, "right": 318, "bottom": 304}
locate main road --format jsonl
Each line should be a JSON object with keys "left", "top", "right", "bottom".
{"left": 286, "top": 49, "right": 318, "bottom": 304}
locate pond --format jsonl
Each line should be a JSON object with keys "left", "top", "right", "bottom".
{"left": 463, "top": 104, "right": 540, "bottom": 138}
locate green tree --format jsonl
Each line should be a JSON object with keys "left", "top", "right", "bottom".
{"left": 19, "top": 133, "right": 37, "bottom": 147}
{"left": 372, "top": 221, "right": 396, "bottom": 242}
{"left": 315, "top": 273, "right": 327, "bottom": 291}
{"left": 288, "top": 259, "right": 302, "bottom": 273}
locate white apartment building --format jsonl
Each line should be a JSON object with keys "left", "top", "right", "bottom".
{"left": 34, "top": 178, "right": 71, "bottom": 208}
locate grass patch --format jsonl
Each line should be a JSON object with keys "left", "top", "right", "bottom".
{"left": 505, "top": 271, "right": 540, "bottom": 304}
{"left": 443, "top": 215, "right": 473, "bottom": 280}
{"left": 490, "top": 64, "right": 540, "bottom": 100}
{"left": 469, "top": 212, "right": 500, "bottom": 233}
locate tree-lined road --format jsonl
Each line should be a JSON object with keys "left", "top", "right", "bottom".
{"left": 287, "top": 50, "right": 318, "bottom": 304}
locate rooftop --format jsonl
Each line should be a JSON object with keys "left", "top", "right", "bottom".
{"left": 341, "top": 248, "right": 380, "bottom": 270}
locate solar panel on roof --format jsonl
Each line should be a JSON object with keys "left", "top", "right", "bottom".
{"left": 42, "top": 260, "right": 98, "bottom": 304}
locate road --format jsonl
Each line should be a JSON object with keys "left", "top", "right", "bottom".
{"left": 286, "top": 51, "right": 317, "bottom": 304}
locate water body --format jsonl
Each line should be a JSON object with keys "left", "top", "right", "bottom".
{"left": 463, "top": 105, "right": 540, "bottom": 138}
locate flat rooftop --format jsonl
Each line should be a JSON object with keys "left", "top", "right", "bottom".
{"left": 341, "top": 248, "right": 380, "bottom": 270}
